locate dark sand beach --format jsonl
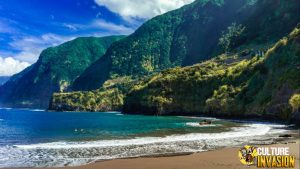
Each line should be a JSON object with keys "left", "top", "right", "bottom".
{"left": 5, "top": 142, "right": 299, "bottom": 169}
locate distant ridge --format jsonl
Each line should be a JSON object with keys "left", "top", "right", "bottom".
{"left": 0, "top": 36, "right": 125, "bottom": 108}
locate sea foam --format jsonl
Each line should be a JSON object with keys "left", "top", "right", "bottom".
{"left": 15, "top": 123, "right": 281, "bottom": 150}
{"left": 0, "top": 123, "right": 289, "bottom": 168}
{"left": 185, "top": 122, "right": 221, "bottom": 127}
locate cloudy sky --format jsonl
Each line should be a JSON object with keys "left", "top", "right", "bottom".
{"left": 0, "top": 0, "right": 194, "bottom": 76}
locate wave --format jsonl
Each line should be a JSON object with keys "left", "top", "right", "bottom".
{"left": 15, "top": 123, "right": 283, "bottom": 150}
{"left": 0, "top": 107, "right": 45, "bottom": 111}
{"left": 177, "top": 116, "right": 220, "bottom": 121}
{"left": 0, "top": 107, "right": 12, "bottom": 110}
{"left": 0, "top": 123, "right": 288, "bottom": 168}
{"left": 31, "top": 109, "right": 45, "bottom": 112}
{"left": 101, "top": 111, "right": 122, "bottom": 114}
{"left": 185, "top": 122, "right": 221, "bottom": 127}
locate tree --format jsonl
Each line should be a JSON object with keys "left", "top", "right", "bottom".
{"left": 289, "top": 94, "right": 300, "bottom": 112}
{"left": 219, "top": 23, "right": 245, "bottom": 52}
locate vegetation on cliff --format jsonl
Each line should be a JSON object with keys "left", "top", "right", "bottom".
{"left": 3, "top": 0, "right": 299, "bottom": 110}
{"left": 49, "top": 76, "right": 139, "bottom": 112}
{"left": 73, "top": 0, "right": 300, "bottom": 91}
{"left": 50, "top": 25, "right": 300, "bottom": 125}
{"left": 123, "top": 26, "right": 300, "bottom": 123}
{"left": 0, "top": 36, "right": 125, "bottom": 108}
{"left": 47, "top": 0, "right": 300, "bottom": 126}
{"left": 290, "top": 94, "right": 300, "bottom": 113}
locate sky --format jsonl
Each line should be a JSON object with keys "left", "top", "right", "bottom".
{"left": 0, "top": 0, "right": 195, "bottom": 76}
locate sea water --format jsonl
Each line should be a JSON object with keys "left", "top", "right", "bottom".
{"left": 0, "top": 108, "right": 289, "bottom": 168}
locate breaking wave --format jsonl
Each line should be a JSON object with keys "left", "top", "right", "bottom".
{"left": 0, "top": 123, "right": 288, "bottom": 168}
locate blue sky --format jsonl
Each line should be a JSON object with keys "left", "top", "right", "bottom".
{"left": 0, "top": 0, "right": 194, "bottom": 76}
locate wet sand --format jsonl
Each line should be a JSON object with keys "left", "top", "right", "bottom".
{"left": 6, "top": 142, "right": 299, "bottom": 169}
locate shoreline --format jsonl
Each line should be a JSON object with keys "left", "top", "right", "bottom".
{"left": 1, "top": 109, "right": 299, "bottom": 168}
{"left": 2, "top": 107, "right": 298, "bottom": 126}
{"left": 2, "top": 107, "right": 298, "bottom": 127}
{"left": 4, "top": 142, "right": 299, "bottom": 169}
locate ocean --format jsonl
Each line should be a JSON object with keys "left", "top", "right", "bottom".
{"left": 0, "top": 108, "right": 289, "bottom": 168}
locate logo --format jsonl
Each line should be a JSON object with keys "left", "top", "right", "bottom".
{"left": 238, "top": 145, "right": 296, "bottom": 168}
{"left": 238, "top": 145, "right": 258, "bottom": 166}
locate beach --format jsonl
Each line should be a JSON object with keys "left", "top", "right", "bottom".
{"left": 5, "top": 142, "right": 299, "bottom": 169}
{"left": 1, "top": 109, "right": 299, "bottom": 168}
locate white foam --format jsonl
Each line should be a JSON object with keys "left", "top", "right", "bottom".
{"left": 15, "top": 123, "right": 286, "bottom": 150}
{"left": 0, "top": 107, "right": 12, "bottom": 110}
{"left": 31, "top": 109, "right": 45, "bottom": 112}
{"left": 2, "top": 122, "right": 289, "bottom": 168}
{"left": 177, "top": 116, "right": 220, "bottom": 121}
{"left": 185, "top": 122, "right": 221, "bottom": 127}
{"left": 101, "top": 111, "right": 122, "bottom": 114}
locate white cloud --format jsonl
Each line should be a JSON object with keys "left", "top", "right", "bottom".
{"left": 92, "top": 19, "right": 135, "bottom": 34}
{"left": 96, "top": 12, "right": 101, "bottom": 18}
{"left": 0, "top": 57, "right": 30, "bottom": 76}
{"left": 9, "top": 34, "right": 75, "bottom": 63}
{"left": 63, "top": 23, "right": 78, "bottom": 31}
{"left": 0, "top": 19, "right": 17, "bottom": 34}
{"left": 94, "top": 0, "right": 195, "bottom": 20}
{"left": 2, "top": 21, "right": 132, "bottom": 64}
{"left": 61, "top": 19, "right": 135, "bottom": 35}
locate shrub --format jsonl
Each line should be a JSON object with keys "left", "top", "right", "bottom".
{"left": 289, "top": 94, "right": 300, "bottom": 112}
{"left": 218, "top": 23, "right": 245, "bottom": 52}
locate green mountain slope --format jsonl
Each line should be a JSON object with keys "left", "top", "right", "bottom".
{"left": 0, "top": 36, "right": 124, "bottom": 108}
{"left": 73, "top": 0, "right": 300, "bottom": 91}
{"left": 49, "top": 26, "right": 300, "bottom": 125}
{"left": 123, "top": 26, "right": 300, "bottom": 123}
{"left": 49, "top": 76, "right": 136, "bottom": 112}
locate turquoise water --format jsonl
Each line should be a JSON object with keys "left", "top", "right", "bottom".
{"left": 0, "top": 108, "right": 288, "bottom": 168}
{"left": 0, "top": 108, "right": 235, "bottom": 145}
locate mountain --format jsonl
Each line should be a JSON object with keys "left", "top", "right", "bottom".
{"left": 0, "top": 36, "right": 125, "bottom": 108}
{"left": 0, "top": 76, "right": 10, "bottom": 85}
{"left": 49, "top": 76, "right": 136, "bottom": 112}
{"left": 49, "top": 25, "right": 300, "bottom": 125}
{"left": 123, "top": 26, "right": 300, "bottom": 123}
{"left": 3, "top": 0, "right": 300, "bottom": 110}
{"left": 73, "top": 0, "right": 300, "bottom": 91}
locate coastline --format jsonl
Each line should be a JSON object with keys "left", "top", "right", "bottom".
{"left": 4, "top": 142, "right": 299, "bottom": 169}
{"left": 1, "top": 108, "right": 299, "bottom": 168}
{"left": 0, "top": 110, "right": 299, "bottom": 169}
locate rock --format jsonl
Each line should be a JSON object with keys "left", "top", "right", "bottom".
{"left": 278, "top": 134, "right": 292, "bottom": 138}
{"left": 199, "top": 120, "right": 212, "bottom": 125}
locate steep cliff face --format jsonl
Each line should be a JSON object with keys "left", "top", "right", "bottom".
{"left": 73, "top": 0, "right": 300, "bottom": 91}
{"left": 0, "top": 36, "right": 124, "bottom": 108}
{"left": 49, "top": 26, "right": 300, "bottom": 125}
{"left": 48, "top": 0, "right": 300, "bottom": 125}
{"left": 123, "top": 26, "right": 300, "bottom": 123}
{"left": 49, "top": 76, "right": 136, "bottom": 112}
